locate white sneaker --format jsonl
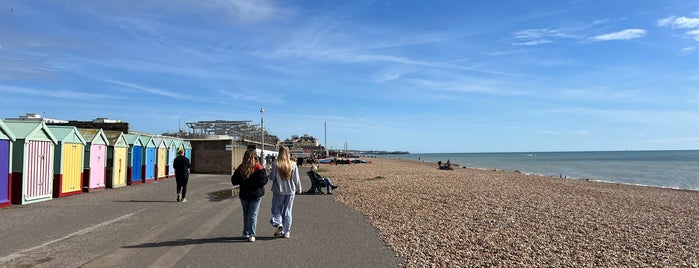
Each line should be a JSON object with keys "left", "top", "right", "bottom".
{"left": 181, "top": 198, "right": 187, "bottom": 203}
{"left": 248, "top": 236, "right": 255, "bottom": 242}
{"left": 283, "top": 232, "right": 290, "bottom": 239}
{"left": 243, "top": 234, "right": 250, "bottom": 239}
{"left": 274, "top": 226, "right": 283, "bottom": 238}
{"left": 177, "top": 194, "right": 181, "bottom": 202}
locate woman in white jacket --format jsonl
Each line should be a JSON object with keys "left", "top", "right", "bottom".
{"left": 268, "top": 146, "right": 302, "bottom": 238}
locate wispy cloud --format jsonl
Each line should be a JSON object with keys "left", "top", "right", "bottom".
{"left": 656, "top": 16, "right": 699, "bottom": 29}
{"left": 0, "top": 85, "right": 124, "bottom": 100}
{"left": 513, "top": 39, "right": 552, "bottom": 46}
{"left": 99, "top": 79, "right": 187, "bottom": 100}
{"left": 657, "top": 16, "right": 699, "bottom": 43}
{"left": 511, "top": 28, "right": 579, "bottom": 46}
{"left": 681, "top": 46, "right": 696, "bottom": 53}
{"left": 590, "top": 29, "right": 647, "bottom": 41}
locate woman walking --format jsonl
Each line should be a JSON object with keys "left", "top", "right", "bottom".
{"left": 269, "top": 146, "right": 302, "bottom": 238}
{"left": 231, "top": 149, "right": 268, "bottom": 242}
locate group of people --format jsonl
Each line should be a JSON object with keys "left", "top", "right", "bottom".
{"left": 437, "top": 159, "right": 453, "bottom": 170}
{"left": 171, "top": 145, "right": 338, "bottom": 242}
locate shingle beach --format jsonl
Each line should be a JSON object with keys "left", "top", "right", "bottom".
{"left": 320, "top": 158, "right": 699, "bottom": 267}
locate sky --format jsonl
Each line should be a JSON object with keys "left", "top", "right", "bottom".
{"left": 1, "top": 1, "right": 699, "bottom": 153}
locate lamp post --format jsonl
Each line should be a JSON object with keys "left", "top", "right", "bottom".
{"left": 260, "top": 107, "right": 264, "bottom": 166}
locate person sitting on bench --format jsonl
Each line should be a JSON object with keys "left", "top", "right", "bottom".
{"left": 306, "top": 165, "right": 339, "bottom": 194}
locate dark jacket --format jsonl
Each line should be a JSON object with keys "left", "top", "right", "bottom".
{"left": 231, "top": 164, "right": 267, "bottom": 201}
{"left": 173, "top": 155, "right": 191, "bottom": 179}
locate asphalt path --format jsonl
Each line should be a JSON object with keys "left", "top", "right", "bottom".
{"left": 0, "top": 168, "right": 400, "bottom": 267}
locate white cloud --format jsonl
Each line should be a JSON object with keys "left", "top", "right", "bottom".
{"left": 590, "top": 29, "right": 647, "bottom": 41}
{"left": 99, "top": 78, "right": 187, "bottom": 99}
{"left": 657, "top": 16, "right": 699, "bottom": 29}
{"left": 511, "top": 28, "right": 580, "bottom": 46}
{"left": 681, "top": 46, "right": 696, "bottom": 52}
{"left": 513, "top": 39, "right": 552, "bottom": 46}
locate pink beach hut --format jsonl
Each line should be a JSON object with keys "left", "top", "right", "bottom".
{"left": 78, "top": 128, "right": 109, "bottom": 192}
{"left": 0, "top": 120, "right": 16, "bottom": 208}
{"left": 4, "top": 120, "right": 57, "bottom": 205}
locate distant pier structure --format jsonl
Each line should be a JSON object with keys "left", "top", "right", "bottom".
{"left": 185, "top": 120, "right": 279, "bottom": 150}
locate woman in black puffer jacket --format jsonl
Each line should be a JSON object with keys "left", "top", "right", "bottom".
{"left": 231, "top": 149, "right": 268, "bottom": 242}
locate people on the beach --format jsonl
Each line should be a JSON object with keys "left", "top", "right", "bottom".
{"left": 231, "top": 149, "right": 268, "bottom": 242}
{"left": 438, "top": 160, "right": 442, "bottom": 168}
{"left": 311, "top": 164, "right": 339, "bottom": 194}
{"left": 173, "top": 148, "right": 191, "bottom": 202}
{"left": 268, "top": 146, "right": 302, "bottom": 238}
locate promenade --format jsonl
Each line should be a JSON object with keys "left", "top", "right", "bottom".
{"left": 0, "top": 168, "right": 400, "bottom": 267}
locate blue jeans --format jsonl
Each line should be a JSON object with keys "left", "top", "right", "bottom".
{"left": 241, "top": 197, "right": 262, "bottom": 236}
{"left": 323, "top": 177, "right": 334, "bottom": 193}
{"left": 270, "top": 193, "right": 295, "bottom": 235}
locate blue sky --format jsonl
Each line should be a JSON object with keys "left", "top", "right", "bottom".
{"left": 1, "top": 1, "right": 699, "bottom": 153}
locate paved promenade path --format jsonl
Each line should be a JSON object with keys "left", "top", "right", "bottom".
{"left": 0, "top": 169, "right": 400, "bottom": 267}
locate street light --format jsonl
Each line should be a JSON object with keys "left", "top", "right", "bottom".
{"left": 260, "top": 107, "right": 264, "bottom": 166}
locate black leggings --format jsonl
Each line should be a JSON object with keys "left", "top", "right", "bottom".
{"left": 176, "top": 177, "right": 189, "bottom": 198}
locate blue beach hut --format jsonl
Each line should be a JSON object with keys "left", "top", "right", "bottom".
{"left": 165, "top": 137, "right": 177, "bottom": 179}
{"left": 0, "top": 120, "right": 16, "bottom": 208}
{"left": 123, "top": 134, "right": 143, "bottom": 185}
{"left": 138, "top": 135, "right": 156, "bottom": 183}
{"left": 182, "top": 140, "right": 192, "bottom": 159}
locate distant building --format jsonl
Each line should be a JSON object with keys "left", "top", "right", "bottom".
{"left": 5, "top": 113, "right": 68, "bottom": 124}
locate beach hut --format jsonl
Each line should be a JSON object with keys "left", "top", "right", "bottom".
{"left": 165, "top": 137, "right": 177, "bottom": 179}
{"left": 4, "top": 120, "right": 57, "bottom": 205}
{"left": 153, "top": 136, "right": 167, "bottom": 180}
{"left": 78, "top": 128, "right": 109, "bottom": 192}
{"left": 138, "top": 135, "right": 156, "bottom": 183}
{"left": 47, "top": 125, "right": 86, "bottom": 198}
{"left": 0, "top": 120, "right": 16, "bottom": 208}
{"left": 123, "top": 134, "right": 143, "bottom": 185}
{"left": 183, "top": 140, "right": 192, "bottom": 160}
{"left": 103, "top": 131, "right": 128, "bottom": 188}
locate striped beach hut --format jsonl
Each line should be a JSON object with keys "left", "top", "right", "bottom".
{"left": 165, "top": 137, "right": 177, "bottom": 179}
{"left": 153, "top": 136, "right": 167, "bottom": 180}
{"left": 103, "top": 131, "right": 128, "bottom": 188}
{"left": 47, "top": 125, "right": 86, "bottom": 198}
{"left": 4, "top": 120, "right": 57, "bottom": 205}
{"left": 123, "top": 134, "right": 143, "bottom": 185}
{"left": 0, "top": 120, "right": 16, "bottom": 208}
{"left": 78, "top": 128, "right": 109, "bottom": 192}
{"left": 138, "top": 135, "right": 156, "bottom": 183}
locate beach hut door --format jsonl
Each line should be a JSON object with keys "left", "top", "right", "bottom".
{"left": 26, "top": 141, "right": 53, "bottom": 200}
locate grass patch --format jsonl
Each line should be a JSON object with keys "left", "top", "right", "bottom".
{"left": 367, "top": 176, "right": 385, "bottom": 181}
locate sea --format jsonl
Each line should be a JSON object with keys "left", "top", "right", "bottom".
{"left": 376, "top": 150, "right": 699, "bottom": 191}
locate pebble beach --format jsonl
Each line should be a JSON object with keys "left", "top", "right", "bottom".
{"left": 319, "top": 158, "right": 699, "bottom": 267}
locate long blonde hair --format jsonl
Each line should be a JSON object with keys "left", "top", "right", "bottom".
{"left": 239, "top": 149, "right": 259, "bottom": 179}
{"left": 276, "top": 146, "right": 292, "bottom": 180}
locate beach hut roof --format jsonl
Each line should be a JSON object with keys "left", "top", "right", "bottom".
{"left": 103, "top": 130, "right": 129, "bottom": 147}
{"left": 122, "top": 133, "right": 143, "bottom": 146}
{"left": 153, "top": 136, "right": 166, "bottom": 148}
{"left": 78, "top": 128, "right": 110, "bottom": 146}
{"left": 3, "top": 120, "right": 58, "bottom": 144}
{"left": 0, "top": 120, "right": 17, "bottom": 141}
{"left": 47, "top": 125, "right": 87, "bottom": 145}
{"left": 138, "top": 135, "right": 156, "bottom": 148}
